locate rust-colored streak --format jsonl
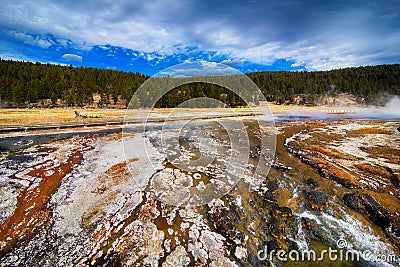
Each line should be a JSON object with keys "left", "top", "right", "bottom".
{"left": 0, "top": 137, "right": 95, "bottom": 255}
{"left": 301, "top": 154, "right": 360, "bottom": 188}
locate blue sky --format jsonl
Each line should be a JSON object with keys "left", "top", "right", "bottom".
{"left": 0, "top": 0, "right": 399, "bottom": 75}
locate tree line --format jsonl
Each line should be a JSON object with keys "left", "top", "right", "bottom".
{"left": 248, "top": 64, "right": 400, "bottom": 105}
{"left": 0, "top": 59, "right": 148, "bottom": 107}
{"left": 0, "top": 58, "right": 399, "bottom": 108}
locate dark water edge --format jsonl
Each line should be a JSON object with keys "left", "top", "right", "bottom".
{"left": 1, "top": 112, "right": 398, "bottom": 153}
{"left": 0, "top": 128, "right": 122, "bottom": 153}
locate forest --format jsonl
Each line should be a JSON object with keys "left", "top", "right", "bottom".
{"left": 0, "top": 58, "right": 399, "bottom": 108}
{"left": 0, "top": 59, "right": 149, "bottom": 108}
{"left": 248, "top": 65, "right": 400, "bottom": 104}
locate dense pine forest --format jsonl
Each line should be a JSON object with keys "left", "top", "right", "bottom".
{"left": 248, "top": 65, "right": 400, "bottom": 104}
{"left": 0, "top": 59, "right": 149, "bottom": 108}
{"left": 0, "top": 59, "right": 399, "bottom": 108}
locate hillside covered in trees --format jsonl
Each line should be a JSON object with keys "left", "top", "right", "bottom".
{"left": 0, "top": 59, "right": 399, "bottom": 108}
{"left": 248, "top": 65, "right": 400, "bottom": 105}
{"left": 0, "top": 59, "right": 149, "bottom": 108}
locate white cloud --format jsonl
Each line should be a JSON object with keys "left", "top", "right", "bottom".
{"left": 62, "top": 53, "right": 82, "bottom": 61}
{"left": 158, "top": 61, "right": 241, "bottom": 77}
{"left": 220, "top": 59, "right": 243, "bottom": 66}
{"left": 170, "top": 67, "right": 239, "bottom": 77}
{"left": 11, "top": 31, "right": 52, "bottom": 48}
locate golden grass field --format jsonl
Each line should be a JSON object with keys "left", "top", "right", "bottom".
{"left": 0, "top": 108, "right": 127, "bottom": 126}
{"left": 0, "top": 104, "right": 340, "bottom": 127}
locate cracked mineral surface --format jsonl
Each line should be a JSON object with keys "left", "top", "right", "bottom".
{"left": 0, "top": 116, "right": 399, "bottom": 266}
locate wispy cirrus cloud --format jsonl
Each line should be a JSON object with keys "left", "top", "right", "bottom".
{"left": 10, "top": 31, "right": 53, "bottom": 48}
{"left": 220, "top": 59, "right": 243, "bottom": 67}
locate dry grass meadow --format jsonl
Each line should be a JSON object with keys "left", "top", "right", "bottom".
{"left": 0, "top": 108, "right": 127, "bottom": 126}
{"left": 0, "top": 104, "right": 345, "bottom": 127}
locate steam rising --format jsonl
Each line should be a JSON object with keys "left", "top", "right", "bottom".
{"left": 378, "top": 96, "right": 400, "bottom": 118}
{"left": 274, "top": 96, "right": 400, "bottom": 121}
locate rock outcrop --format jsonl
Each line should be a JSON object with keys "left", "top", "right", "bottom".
{"left": 304, "top": 190, "right": 328, "bottom": 211}
{"left": 343, "top": 193, "right": 391, "bottom": 228}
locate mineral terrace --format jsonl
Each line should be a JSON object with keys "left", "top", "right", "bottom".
{"left": 0, "top": 116, "right": 399, "bottom": 266}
